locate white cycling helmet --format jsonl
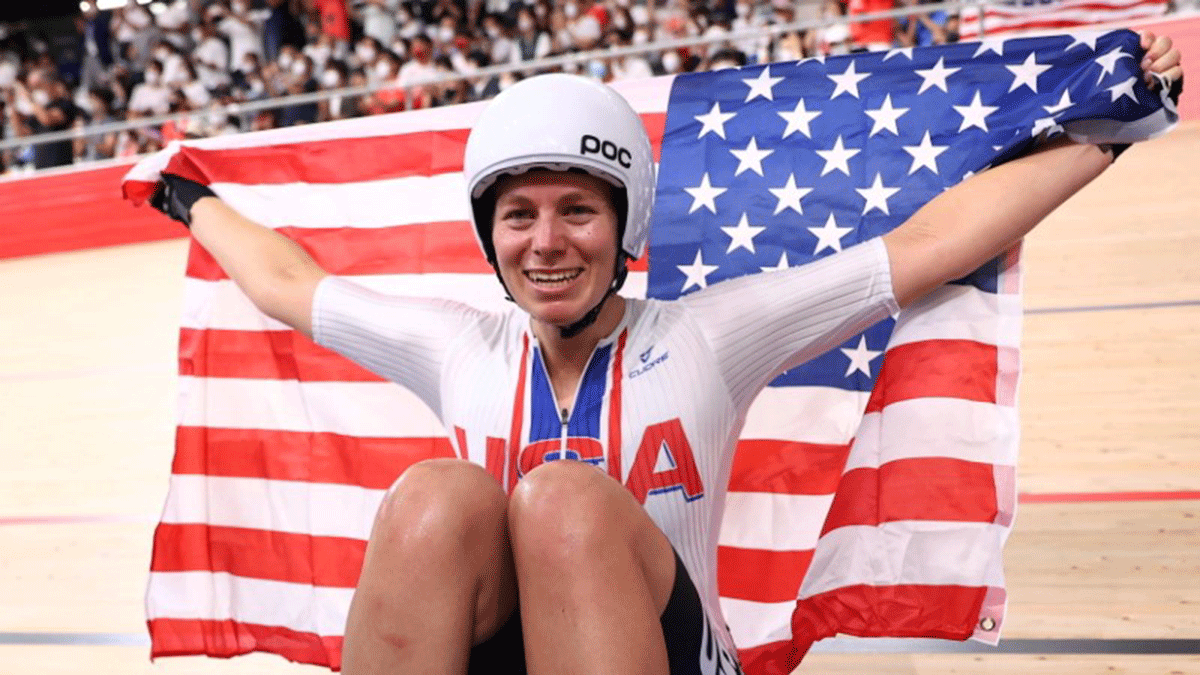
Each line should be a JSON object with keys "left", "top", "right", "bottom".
{"left": 463, "top": 73, "right": 656, "bottom": 266}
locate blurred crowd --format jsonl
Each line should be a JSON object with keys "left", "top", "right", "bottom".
{"left": 0, "top": 0, "right": 959, "bottom": 173}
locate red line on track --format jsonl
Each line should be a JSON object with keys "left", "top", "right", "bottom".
{"left": 1018, "top": 490, "right": 1200, "bottom": 504}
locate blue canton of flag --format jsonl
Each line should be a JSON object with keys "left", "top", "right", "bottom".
{"left": 646, "top": 29, "right": 1175, "bottom": 393}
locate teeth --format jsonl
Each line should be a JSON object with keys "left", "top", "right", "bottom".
{"left": 527, "top": 270, "right": 581, "bottom": 283}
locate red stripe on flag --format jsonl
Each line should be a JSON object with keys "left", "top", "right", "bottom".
{"left": 792, "top": 583, "right": 987, "bottom": 644}
{"left": 151, "top": 523, "right": 365, "bottom": 587}
{"left": 173, "top": 426, "right": 455, "bottom": 489}
{"left": 821, "top": 458, "right": 998, "bottom": 536}
{"left": 148, "top": 617, "right": 342, "bottom": 668}
{"left": 163, "top": 113, "right": 668, "bottom": 186}
{"left": 184, "top": 222, "right": 649, "bottom": 280}
{"left": 728, "top": 439, "right": 850, "bottom": 495}
{"left": 180, "top": 328, "right": 384, "bottom": 381}
{"left": 736, "top": 638, "right": 804, "bottom": 675}
{"left": 865, "top": 339, "right": 997, "bottom": 413}
{"left": 717, "top": 546, "right": 813, "bottom": 603}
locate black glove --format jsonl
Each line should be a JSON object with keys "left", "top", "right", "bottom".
{"left": 149, "top": 173, "right": 217, "bottom": 228}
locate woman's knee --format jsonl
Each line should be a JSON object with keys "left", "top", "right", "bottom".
{"left": 372, "top": 458, "right": 508, "bottom": 553}
{"left": 508, "top": 460, "right": 637, "bottom": 557}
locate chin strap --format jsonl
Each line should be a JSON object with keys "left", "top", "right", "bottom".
{"left": 557, "top": 259, "right": 628, "bottom": 338}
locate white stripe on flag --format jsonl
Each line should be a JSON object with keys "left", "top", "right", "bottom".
{"left": 161, "top": 474, "right": 383, "bottom": 539}
{"left": 211, "top": 175, "right": 471, "bottom": 230}
{"left": 181, "top": 272, "right": 651, "bottom": 330}
{"left": 177, "top": 376, "right": 446, "bottom": 435}
{"left": 889, "top": 284, "right": 1021, "bottom": 349}
{"left": 146, "top": 570, "right": 354, "bottom": 636}
{"left": 846, "top": 399, "right": 1021, "bottom": 471}
{"left": 718, "top": 492, "right": 835, "bottom": 551}
{"left": 799, "top": 521, "right": 1008, "bottom": 598}
{"left": 741, "top": 385, "right": 869, "bottom": 445}
{"left": 719, "top": 596, "right": 795, "bottom": 648}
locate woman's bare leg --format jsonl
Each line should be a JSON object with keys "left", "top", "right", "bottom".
{"left": 341, "top": 459, "right": 518, "bottom": 675}
{"left": 508, "top": 460, "right": 678, "bottom": 675}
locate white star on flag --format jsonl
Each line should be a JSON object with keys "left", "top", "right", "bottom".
{"left": 677, "top": 249, "right": 719, "bottom": 291}
{"left": 807, "top": 214, "right": 854, "bottom": 254}
{"left": 721, "top": 213, "right": 766, "bottom": 254}
{"left": 1066, "top": 31, "right": 1102, "bottom": 51}
{"left": 972, "top": 37, "right": 1005, "bottom": 57}
{"left": 1006, "top": 52, "right": 1052, "bottom": 93}
{"left": 1094, "top": 49, "right": 1134, "bottom": 81}
{"left": 684, "top": 173, "right": 726, "bottom": 213}
{"left": 828, "top": 61, "right": 870, "bottom": 98}
{"left": 903, "top": 131, "right": 948, "bottom": 174}
{"left": 731, "top": 137, "right": 774, "bottom": 176}
{"left": 865, "top": 94, "right": 909, "bottom": 136}
{"left": 1107, "top": 76, "right": 1138, "bottom": 102}
{"left": 743, "top": 66, "right": 784, "bottom": 102}
{"left": 857, "top": 173, "right": 901, "bottom": 215}
{"left": 840, "top": 335, "right": 883, "bottom": 376}
{"left": 769, "top": 174, "right": 812, "bottom": 215}
{"left": 1043, "top": 89, "right": 1073, "bottom": 114}
{"left": 816, "top": 136, "right": 860, "bottom": 176}
{"left": 778, "top": 99, "right": 821, "bottom": 139}
{"left": 760, "top": 251, "right": 791, "bottom": 272}
{"left": 883, "top": 47, "right": 913, "bottom": 61}
{"left": 915, "top": 57, "right": 960, "bottom": 94}
{"left": 695, "top": 102, "right": 737, "bottom": 139}
{"left": 954, "top": 91, "right": 999, "bottom": 132}
{"left": 1031, "top": 116, "right": 1063, "bottom": 137}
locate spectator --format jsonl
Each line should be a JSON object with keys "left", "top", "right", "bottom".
{"left": 398, "top": 34, "right": 438, "bottom": 89}
{"left": 510, "top": 6, "right": 551, "bottom": 66}
{"left": 819, "top": 0, "right": 853, "bottom": 54}
{"left": 263, "top": 0, "right": 307, "bottom": 63}
{"left": 609, "top": 32, "right": 654, "bottom": 81}
{"left": 353, "top": 35, "right": 381, "bottom": 71}
{"left": 359, "top": 0, "right": 398, "bottom": 46}
{"left": 111, "top": 1, "right": 160, "bottom": 71}
{"left": 896, "top": 0, "right": 955, "bottom": 47}
{"left": 78, "top": 2, "right": 113, "bottom": 93}
{"left": 219, "top": 0, "right": 266, "bottom": 67}
{"left": 847, "top": 0, "right": 897, "bottom": 51}
{"left": 317, "top": 58, "right": 349, "bottom": 120}
{"left": 279, "top": 54, "right": 319, "bottom": 125}
{"left": 731, "top": 0, "right": 769, "bottom": 61}
{"left": 76, "top": 87, "right": 118, "bottom": 162}
{"left": 481, "top": 14, "right": 514, "bottom": 65}
{"left": 154, "top": 40, "right": 187, "bottom": 87}
{"left": 9, "top": 69, "right": 80, "bottom": 169}
{"left": 194, "top": 19, "right": 232, "bottom": 91}
{"left": 705, "top": 46, "right": 747, "bottom": 71}
{"left": 178, "top": 60, "right": 213, "bottom": 108}
{"left": 127, "top": 60, "right": 172, "bottom": 114}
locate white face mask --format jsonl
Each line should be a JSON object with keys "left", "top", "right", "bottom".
{"left": 518, "top": 16, "right": 534, "bottom": 31}
{"left": 564, "top": 2, "right": 578, "bottom": 19}
{"left": 278, "top": 53, "right": 294, "bottom": 69}
{"left": 438, "top": 25, "right": 454, "bottom": 42}
{"left": 232, "top": 1, "right": 247, "bottom": 12}
{"left": 192, "top": 28, "right": 203, "bottom": 43}
{"left": 632, "top": 29, "right": 649, "bottom": 45}
{"left": 661, "top": 50, "right": 680, "bottom": 73}
{"left": 241, "top": 59, "right": 256, "bottom": 73}
{"left": 321, "top": 70, "right": 339, "bottom": 87}
{"left": 356, "top": 44, "right": 376, "bottom": 62}
{"left": 247, "top": 78, "right": 264, "bottom": 94}
{"left": 374, "top": 61, "right": 392, "bottom": 79}
{"left": 391, "top": 41, "right": 407, "bottom": 58}
{"left": 291, "top": 60, "right": 307, "bottom": 77}
{"left": 31, "top": 89, "right": 50, "bottom": 106}
{"left": 144, "top": 70, "right": 161, "bottom": 85}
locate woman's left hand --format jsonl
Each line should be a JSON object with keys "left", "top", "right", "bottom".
{"left": 1138, "top": 30, "right": 1183, "bottom": 91}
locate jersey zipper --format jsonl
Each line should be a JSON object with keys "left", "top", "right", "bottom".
{"left": 559, "top": 407, "right": 569, "bottom": 461}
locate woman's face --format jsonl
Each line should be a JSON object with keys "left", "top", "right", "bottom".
{"left": 490, "top": 170, "right": 620, "bottom": 331}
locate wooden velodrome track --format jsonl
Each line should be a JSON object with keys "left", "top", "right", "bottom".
{"left": 2, "top": 23, "right": 1199, "bottom": 675}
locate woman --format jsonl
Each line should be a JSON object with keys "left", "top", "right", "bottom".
{"left": 149, "top": 33, "right": 1182, "bottom": 675}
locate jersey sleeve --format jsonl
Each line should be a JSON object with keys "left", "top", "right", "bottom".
{"left": 680, "top": 237, "right": 899, "bottom": 409}
{"left": 311, "top": 276, "right": 488, "bottom": 418}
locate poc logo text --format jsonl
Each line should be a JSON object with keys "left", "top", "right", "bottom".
{"left": 580, "top": 134, "right": 632, "bottom": 168}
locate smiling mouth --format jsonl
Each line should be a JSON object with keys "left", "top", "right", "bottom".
{"left": 524, "top": 269, "right": 583, "bottom": 286}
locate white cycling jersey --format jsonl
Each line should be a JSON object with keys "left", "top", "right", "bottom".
{"left": 312, "top": 237, "right": 898, "bottom": 665}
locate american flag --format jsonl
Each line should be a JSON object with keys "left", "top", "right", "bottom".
{"left": 122, "top": 29, "right": 1174, "bottom": 674}
{"left": 957, "top": 0, "right": 1169, "bottom": 40}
